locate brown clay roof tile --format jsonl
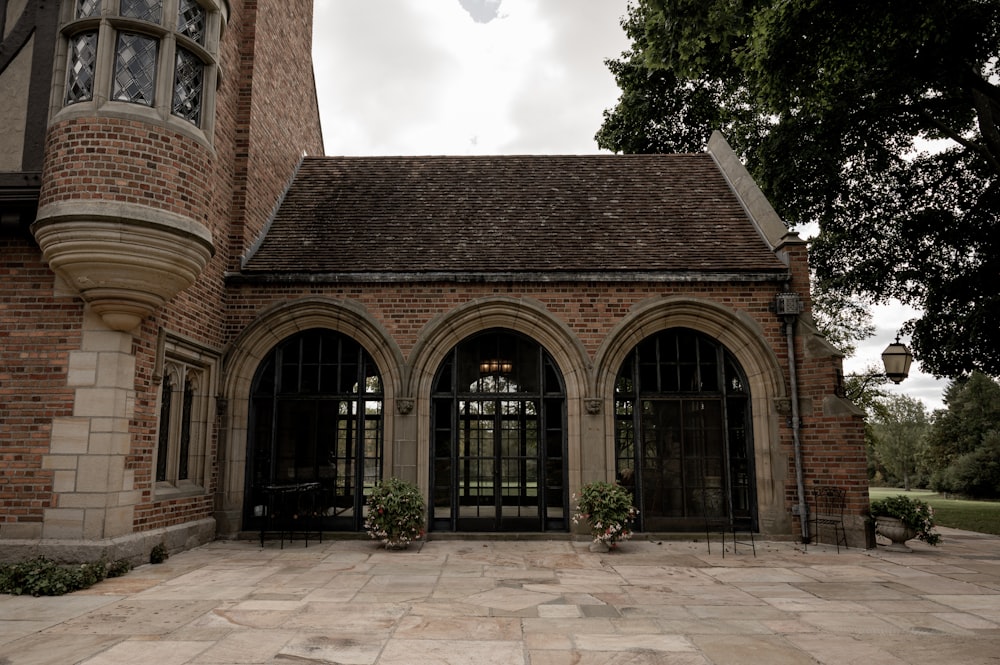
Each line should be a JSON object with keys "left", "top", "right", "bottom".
{"left": 241, "top": 154, "right": 788, "bottom": 277}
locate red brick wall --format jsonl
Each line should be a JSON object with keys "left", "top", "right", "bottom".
{"left": 0, "top": 235, "right": 81, "bottom": 529}
{"left": 225, "top": 276, "right": 869, "bottom": 522}
{"left": 127, "top": 0, "right": 325, "bottom": 532}
{"left": 228, "top": 0, "right": 325, "bottom": 272}
{"left": 38, "top": 118, "right": 214, "bottom": 219}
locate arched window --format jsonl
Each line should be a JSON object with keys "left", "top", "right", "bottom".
{"left": 245, "top": 329, "right": 383, "bottom": 532}
{"left": 615, "top": 327, "right": 755, "bottom": 531}
{"left": 431, "top": 329, "right": 567, "bottom": 532}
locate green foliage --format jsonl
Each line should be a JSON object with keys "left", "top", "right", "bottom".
{"left": 149, "top": 542, "right": 169, "bottom": 564}
{"left": 597, "top": 0, "right": 1000, "bottom": 378}
{"left": 869, "top": 494, "right": 941, "bottom": 545}
{"left": 810, "top": 283, "right": 875, "bottom": 359}
{"left": 364, "top": 477, "right": 426, "bottom": 548}
{"left": 0, "top": 557, "right": 131, "bottom": 597}
{"left": 934, "top": 431, "right": 1000, "bottom": 499}
{"left": 572, "top": 481, "right": 639, "bottom": 548}
{"left": 925, "top": 372, "right": 1000, "bottom": 498}
{"left": 869, "top": 488, "right": 1000, "bottom": 536}
{"left": 870, "top": 394, "right": 931, "bottom": 491}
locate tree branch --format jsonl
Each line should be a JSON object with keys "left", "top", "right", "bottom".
{"left": 917, "top": 107, "right": 1000, "bottom": 175}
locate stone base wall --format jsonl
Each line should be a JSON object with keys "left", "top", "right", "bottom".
{"left": 0, "top": 518, "right": 216, "bottom": 567}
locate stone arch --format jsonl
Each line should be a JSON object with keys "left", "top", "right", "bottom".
{"left": 407, "top": 296, "right": 592, "bottom": 493}
{"left": 594, "top": 296, "right": 789, "bottom": 532}
{"left": 216, "top": 297, "right": 404, "bottom": 536}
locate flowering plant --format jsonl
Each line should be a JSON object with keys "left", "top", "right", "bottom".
{"left": 572, "top": 481, "right": 639, "bottom": 549}
{"left": 869, "top": 494, "right": 941, "bottom": 545}
{"left": 364, "top": 477, "right": 426, "bottom": 549}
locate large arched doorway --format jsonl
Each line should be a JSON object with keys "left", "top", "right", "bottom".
{"left": 430, "top": 329, "right": 567, "bottom": 532}
{"left": 614, "top": 327, "right": 755, "bottom": 531}
{"left": 244, "top": 328, "right": 384, "bottom": 532}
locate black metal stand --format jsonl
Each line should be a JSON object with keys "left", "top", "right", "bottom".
{"left": 258, "top": 482, "right": 323, "bottom": 548}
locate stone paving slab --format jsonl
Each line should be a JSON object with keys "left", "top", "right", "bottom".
{"left": 0, "top": 527, "right": 998, "bottom": 664}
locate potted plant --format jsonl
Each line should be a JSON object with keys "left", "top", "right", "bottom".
{"left": 869, "top": 494, "right": 941, "bottom": 551}
{"left": 364, "top": 477, "right": 426, "bottom": 549}
{"left": 572, "top": 480, "right": 639, "bottom": 551}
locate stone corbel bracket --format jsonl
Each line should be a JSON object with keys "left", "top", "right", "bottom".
{"left": 32, "top": 202, "right": 214, "bottom": 332}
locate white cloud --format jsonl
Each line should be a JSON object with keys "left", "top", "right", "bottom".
{"left": 312, "top": 0, "right": 630, "bottom": 155}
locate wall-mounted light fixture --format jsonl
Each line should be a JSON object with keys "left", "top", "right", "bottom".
{"left": 880, "top": 337, "right": 913, "bottom": 384}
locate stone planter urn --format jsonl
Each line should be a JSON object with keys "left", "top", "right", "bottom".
{"left": 875, "top": 516, "right": 917, "bottom": 552}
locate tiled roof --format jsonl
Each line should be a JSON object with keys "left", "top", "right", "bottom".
{"left": 240, "top": 154, "right": 789, "bottom": 278}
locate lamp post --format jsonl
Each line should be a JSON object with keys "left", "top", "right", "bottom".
{"left": 880, "top": 337, "right": 913, "bottom": 384}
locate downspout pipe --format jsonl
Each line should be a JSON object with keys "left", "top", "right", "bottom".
{"left": 778, "top": 292, "right": 810, "bottom": 544}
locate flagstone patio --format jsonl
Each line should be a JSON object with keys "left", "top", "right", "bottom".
{"left": 1, "top": 528, "right": 998, "bottom": 664}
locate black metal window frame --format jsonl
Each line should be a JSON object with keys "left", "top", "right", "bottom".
{"left": 430, "top": 328, "right": 568, "bottom": 532}
{"left": 614, "top": 327, "right": 756, "bottom": 532}
{"left": 245, "top": 328, "right": 384, "bottom": 533}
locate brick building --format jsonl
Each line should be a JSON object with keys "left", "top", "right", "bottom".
{"left": 1, "top": 0, "right": 869, "bottom": 561}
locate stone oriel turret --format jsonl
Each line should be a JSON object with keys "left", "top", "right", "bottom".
{"left": 31, "top": 0, "right": 228, "bottom": 331}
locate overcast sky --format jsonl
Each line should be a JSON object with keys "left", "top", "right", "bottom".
{"left": 310, "top": 0, "right": 949, "bottom": 411}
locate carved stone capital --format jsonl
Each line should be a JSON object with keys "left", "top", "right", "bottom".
{"left": 584, "top": 398, "right": 602, "bottom": 415}
{"left": 396, "top": 398, "right": 414, "bottom": 415}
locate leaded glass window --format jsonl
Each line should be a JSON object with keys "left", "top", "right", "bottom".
{"left": 66, "top": 31, "right": 99, "bottom": 104}
{"left": 62, "top": 0, "right": 220, "bottom": 131}
{"left": 179, "top": 378, "right": 194, "bottom": 481}
{"left": 177, "top": 0, "right": 206, "bottom": 44}
{"left": 172, "top": 47, "right": 203, "bottom": 124}
{"left": 156, "top": 373, "right": 173, "bottom": 482}
{"left": 120, "top": 0, "right": 163, "bottom": 23}
{"left": 113, "top": 32, "right": 157, "bottom": 105}
{"left": 77, "top": 0, "right": 102, "bottom": 18}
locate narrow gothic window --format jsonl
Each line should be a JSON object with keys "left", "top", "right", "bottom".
{"left": 156, "top": 374, "right": 173, "bottom": 482}
{"left": 154, "top": 335, "right": 217, "bottom": 496}
{"left": 179, "top": 378, "right": 194, "bottom": 480}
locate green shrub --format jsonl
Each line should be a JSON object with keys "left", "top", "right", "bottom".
{"left": 0, "top": 557, "right": 131, "bottom": 596}
{"left": 364, "top": 477, "right": 426, "bottom": 548}
{"left": 572, "top": 481, "right": 639, "bottom": 549}
{"left": 150, "top": 542, "right": 169, "bottom": 564}
{"left": 869, "top": 494, "right": 941, "bottom": 545}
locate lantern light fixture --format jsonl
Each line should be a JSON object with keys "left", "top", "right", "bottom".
{"left": 881, "top": 337, "right": 913, "bottom": 384}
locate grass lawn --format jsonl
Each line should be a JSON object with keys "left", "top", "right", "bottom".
{"left": 869, "top": 487, "right": 1000, "bottom": 536}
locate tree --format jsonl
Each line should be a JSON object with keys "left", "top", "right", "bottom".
{"left": 925, "top": 371, "right": 1000, "bottom": 497}
{"left": 597, "top": 0, "right": 1000, "bottom": 378}
{"left": 810, "top": 281, "right": 875, "bottom": 360}
{"left": 870, "top": 394, "right": 931, "bottom": 490}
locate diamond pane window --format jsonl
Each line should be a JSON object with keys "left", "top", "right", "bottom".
{"left": 172, "top": 47, "right": 203, "bottom": 124}
{"left": 120, "top": 0, "right": 162, "bottom": 23}
{"left": 66, "top": 32, "right": 99, "bottom": 104}
{"left": 76, "top": 0, "right": 101, "bottom": 18}
{"left": 113, "top": 32, "right": 157, "bottom": 105}
{"left": 176, "top": 0, "right": 207, "bottom": 44}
